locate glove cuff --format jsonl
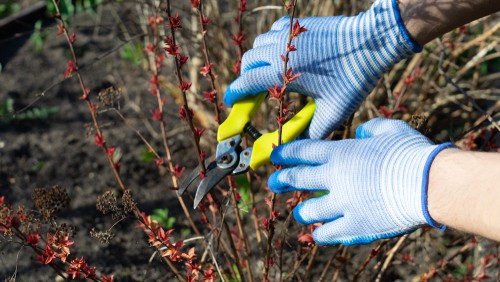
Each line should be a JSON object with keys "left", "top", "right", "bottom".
{"left": 388, "top": 0, "right": 422, "bottom": 53}
{"left": 420, "top": 142, "right": 456, "bottom": 230}
{"left": 369, "top": 0, "right": 423, "bottom": 67}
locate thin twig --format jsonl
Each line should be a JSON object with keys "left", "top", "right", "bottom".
{"left": 437, "top": 40, "right": 500, "bottom": 132}
{"left": 318, "top": 245, "right": 344, "bottom": 282}
{"left": 223, "top": 220, "right": 247, "bottom": 282}
{"left": 165, "top": 0, "right": 206, "bottom": 173}
{"left": 352, "top": 240, "right": 389, "bottom": 282}
{"left": 305, "top": 244, "right": 319, "bottom": 280}
{"left": 229, "top": 179, "right": 254, "bottom": 282}
{"left": 283, "top": 247, "right": 314, "bottom": 281}
{"left": 375, "top": 234, "right": 408, "bottom": 282}
{"left": 332, "top": 246, "right": 349, "bottom": 282}
{"left": 264, "top": 2, "right": 299, "bottom": 280}
{"left": 194, "top": 1, "right": 222, "bottom": 124}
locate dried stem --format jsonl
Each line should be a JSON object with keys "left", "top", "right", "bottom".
{"left": 283, "top": 246, "right": 313, "bottom": 281}
{"left": 305, "top": 244, "right": 320, "bottom": 280}
{"left": 232, "top": 0, "right": 247, "bottom": 75}
{"left": 145, "top": 4, "right": 202, "bottom": 237}
{"left": 223, "top": 220, "right": 247, "bottom": 282}
{"left": 375, "top": 234, "right": 408, "bottom": 282}
{"left": 416, "top": 236, "right": 477, "bottom": 280}
{"left": 278, "top": 192, "right": 303, "bottom": 280}
{"left": 50, "top": 0, "right": 125, "bottom": 192}
{"left": 332, "top": 246, "right": 350, "bottom": 282}
{"left": 50, "top": 3, "right": 195, "bottom": 279}
{"left": 165, "top": 0, "right": 206, "bottom": 173}
{"left": 263, "top": 192, "right": 277, "bottom": 280}
{"left": 352, "top": 240, "right": 389, "bottom": 281}
{"left": 194, "top": 1, "right": 221, "bottom": 124}
{"left": 248, "top": 172, "right": 263, "bottom": 247}
{"left": 264, "top": 1, "right": 299, "bottom": 280}
{"left": 318, "top": 245, "right": 345, "bottom": 282}
{"left": 229, "top": 179, "right": 254, "bottom": 282}
{"left": 8, "top": 224, "right": 103, "bottom": 281}
{"left": 437, "top": 40, "right": 500, "bottom": 132}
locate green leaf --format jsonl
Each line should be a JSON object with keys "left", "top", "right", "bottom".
{"left": 140, "top": 146, "right": 156, "bottom": 163}
{"left": 30, "top": 20, "right": 46, "bottom": 53}
{"left": 150, "top": 208, "right": 176, "bottom": 230}
{"left": 235, "top": 175, "right": 251, "bottom": 211}
{"left": 0, "top": 3, "right": 20, "bottom": 18}
{"left": 120, "top": 43, "right": 144, "bottom": 65}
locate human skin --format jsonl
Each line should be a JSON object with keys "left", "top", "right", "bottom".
{"left": 399, "top": 0, "right": 500, "bottom": 46}
{"left": 428, "top": 149, "right": 500, "bottom": 241}
{"left": 400, "top": 0, "right": 500, "bottom": 241}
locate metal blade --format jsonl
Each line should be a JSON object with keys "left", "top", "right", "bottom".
{"left": 178, "top": 157, "right": 216, "bottom": 196}
{"left": 193, "top": 166, "right": 234, "bottom": 208}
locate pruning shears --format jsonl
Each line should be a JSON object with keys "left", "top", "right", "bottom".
{"left": 178, "top": 92, "right": 316, "bottom": 208}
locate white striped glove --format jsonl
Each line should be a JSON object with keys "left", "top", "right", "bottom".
{"left": 224, "top": 0, "right": 421, "bottom": 139}
{"left": 268, "top": 118, "right": 454, "bottom": 245}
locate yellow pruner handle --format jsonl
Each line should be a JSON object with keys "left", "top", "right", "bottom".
{"left": 250, "top": 99, "right": 316, "bottom": 170}
{"left": 217, "top": 93, "right": 267, "bottom": 142}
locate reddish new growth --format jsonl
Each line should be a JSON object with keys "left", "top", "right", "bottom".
{"left": 267, "top": 84, "right": 286, "bottom": 101}
{"left": 164, "top": 36, "right": 180, "bottom": 56}
{"left": 190, "top": 0, "right": 200, "bottom": 8}
{"left": 191, "top": 0, "right": 221, "bottom": 123}
{"left": 203, "top": 90, "right": 217, "bottom": 102}
{"left": 137, "top": 212, "right": 200, "bottom": 266}
{"left": 1, "top": 188, "right": 113, "bottom": 281}
{"left": 171, "top": 164, "right": 186, "bottom": 179}
{"left": 264, "top": 3, "right": 306, "bottom": 280}
{"left": 231, "top": 0, "right": 248, "bottom": 75}
{"left": 269, "top": 19, "right": 307, "bottom": 134}
{"left": 178, "top": 107, "right": 194, "bottom": 121}
{"left": 151, "top": 108, "right": 162, "bottom": 121}
{"left": 167, "top": 13, "right": 182, "bottom": 30}
{"left": 64, "top": 60, "right": 76, "bottom": 78}
{"left": 291, "top": 20, "right": 308, "bottom": 38}
{"left": 164, "top": 0, "right": 207, "bottom": 172}
{"left": 199, "top": 63, "right": 213, "bottom": 77}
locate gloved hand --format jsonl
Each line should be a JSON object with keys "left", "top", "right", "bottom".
{"left": 268, "top": 118, "right": 455, "bottom": 245}
{"left": 224, "top": 0, "right": 421, "bottom": 139}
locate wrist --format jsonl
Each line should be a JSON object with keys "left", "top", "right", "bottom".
{"left": 420, "top": 143, "right": 455, "bottom": 230}
{"left": 397, "top": 0, "right": 500, "bottom": 46}
{"left": 428, "top": 148, "right": 500, "bottom": 240}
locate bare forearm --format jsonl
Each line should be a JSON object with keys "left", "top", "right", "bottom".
{"left": 428, "top": 149, "right": 500, "bottom": 241}
{"left": 398, "top": 0, "right": 500, "bottom": 46}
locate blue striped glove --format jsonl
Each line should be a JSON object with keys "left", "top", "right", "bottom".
{"left": 268, "top": 118, "right": 454, "bottom": 245}
{"left": 224, "top": 0, "right": 421, "bottom": 139}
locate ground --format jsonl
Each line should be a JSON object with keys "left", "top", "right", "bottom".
{"left": 1, "top": 1, "right": 499, "bottom": 282}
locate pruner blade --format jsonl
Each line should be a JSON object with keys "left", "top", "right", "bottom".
{"left": 178, "top": 157, "right": 216, "bottom": 196}
{"left": 193, "top": 165, "right": 234, "bottom": 208}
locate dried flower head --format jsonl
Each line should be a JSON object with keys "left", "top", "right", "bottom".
{"left": 31, "top": 185, "right": 70, "bottom": 223}
{"left": 97, "top": 86, "right": 121, "bottom": 107}
{"left": 96, "top": 191, "right": 119, "bottom": 215}
{"left": 90, "top": 227, "right": 115, "bottom": 244}
{"left": 97, "top": 190, "right": 134, "bottom": 221}
{"left": 121, "top": 189, "right": 137, "bottom": 214}
{"left": 51, "top": 222, "right": 76, "bottom": 237}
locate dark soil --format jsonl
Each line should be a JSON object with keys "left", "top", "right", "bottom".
{"left": 0, "top": 4, "right": 196, "bottom": 281}
{"left": 1, "top": 2, "right": 499, "bottom": 282}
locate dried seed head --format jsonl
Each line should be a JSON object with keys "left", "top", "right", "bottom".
{"left": 97, "top": 189, "right": 134, "bottom": 221}
{"left": 96, "top": 191, "right": 118, "bottom": 215}
{"left": 90, "top": 227, "right": 115, "bottom": 244}
{"left": 0, "top": 205, "right": 10, "bottom": 227}
{"left": 52, "top": 222, "right": 76, "bottom": 237}
{"left": 31, "top": 185, "right": 70, "bottom": 223}
{"left": 121, "top": 190, "right": 136, "bottom": 214}
{"left": 410, "top": 115, "right": 429, "bottom": 134}
{"left": 97, "top": 86, "right": 121, "bottom": 107}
